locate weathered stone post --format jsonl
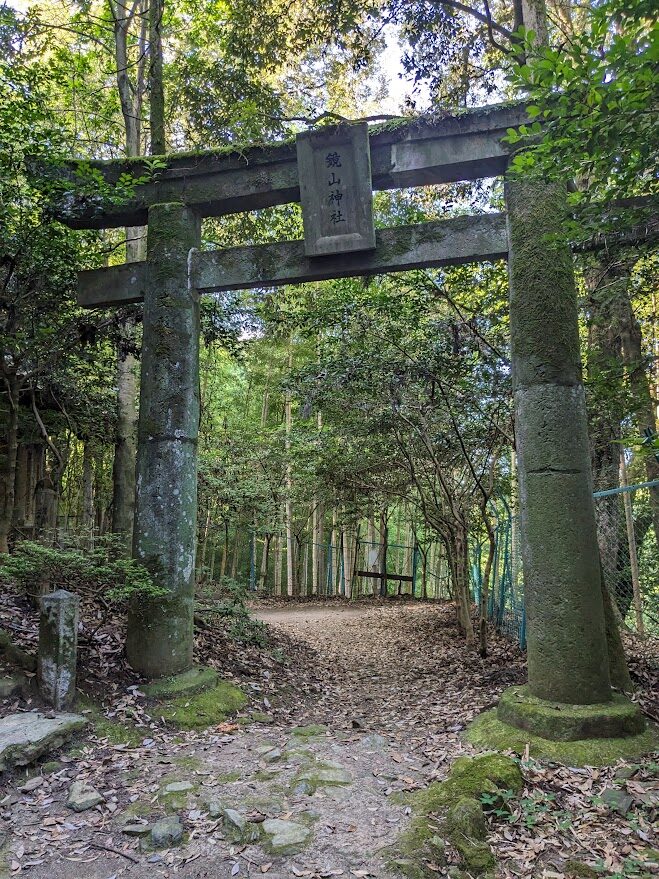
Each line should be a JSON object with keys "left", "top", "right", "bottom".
{"left": 126, "top": 203, "right": 201, "bottom": 678}
{"left": 38, "top": 590, "right": 79, "bottom": 710}
{"left": 505, "top": 179, "right": 612, "bottom": 705}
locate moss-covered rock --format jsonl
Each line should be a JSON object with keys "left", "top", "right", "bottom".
{"left": 292, "top": 762, "right": 352, "bottom": 795}
{"left": 142, "top": 666, "right": 218, "bottom": 699}
{"left": 291, "top": 724, "right": 327, "bottom": 739}
{"left": 564, "top": 860, "right": 600, "bottom": 879}
{"left": 498, "top": 686, "right": 646, "bottom": 741}
{"left": 388, "top": 754, "right": 521, "bottom": 878}
{"left": 445, "top": 798, "right": 494, "bottom": 873}
{"left": 466, "top": 709, "right": 658, "bottom": 766}
{"left": 157, "top": 681, "right": 247, "bottom": 729}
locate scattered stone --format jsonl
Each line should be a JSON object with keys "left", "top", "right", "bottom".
{"left": 147, "top": 816, "right": 184, "bottom": 850}
{"left": 163, "top": 780, "right": 194, "bottom": 795}
{"left": 602, "top": 788, "right": 634, "bottom": 815}
{"left": 221, "top": 808, "right": 261, "bottom": 843}
{"left": 360, "top": 733, "right": 387, "bottom": 751}
{"left": 205, "top": 800, "right": 222, "bottom": 819}
{"left": 19, "top": 776, "right": 45, "bottom": 792}
{"left": 66, "top": 780, "right": 104, "bottom": 812}
{"left": 294, "top": 765, "right": 351, "bottom": 794}
{"left": 222, "top": 808, "right": 246, "bottom": 834}
{"left": 0, "top": 711, "right": 87, "bottom": 772}
{"left": 122, "top": 823, "right": 152, "bottom": 837}
{"left": 41, "top": 761, "right": 63, "bottom": 775}
{"left": 614, "top": 764, "right": 639, "bottom": 780}
{"left": 261, "top": 818, "right": 311, "bottom": 854}
{"left": 262, "top": 747, "right": 283, "bottom": 764}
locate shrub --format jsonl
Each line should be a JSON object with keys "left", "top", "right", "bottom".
{"left": 0, "top": 537, "right": 166, "bottom": 606}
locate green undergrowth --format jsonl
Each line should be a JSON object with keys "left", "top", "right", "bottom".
{"left": 466, "top": 710, "right": 659, "bottom": 766}
{"left": 156, "top": 681, "right": 247, "bottom": 729}
{"left": 389, "top": 754, "right": 523, "bottom": 879}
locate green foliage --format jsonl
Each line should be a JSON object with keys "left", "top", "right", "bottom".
{"left": 506, "top": 2, "right": 657, "bottom": 206}
{"left": 197, "top": 576, "right": 267, "bottom": 646}
{"left": 0, "top": 539, "right": 165, "bottom": 605}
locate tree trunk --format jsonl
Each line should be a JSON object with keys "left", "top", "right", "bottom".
{"left": 259, "top": 532, "right": 271, "bottom": 592}
{"left": 109, "top": 0, "right": 148, "bottom": 553}
{"left": 450, "top": 519, "right": 475, "bottom": 648}
{"left": 148, "top": 0, "right": 166, "bottom": 154}
{"left": 274, "top": 532, "right": 283, "bottom": 597}
{"left": 82, "top": 441, "right": 95, "bottom": 542}
{"left": 284, "top": 344, "right": 295, "bottom": 597}
{"left": 0, "top": 388, "right": 20, "bottom": 552}
{"left": 12, "top": 444, "right": 29, "bottom": 535}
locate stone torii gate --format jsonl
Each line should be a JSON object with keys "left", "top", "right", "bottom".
{"left": 56, "top": 101, "right": 645, "bottom": 744}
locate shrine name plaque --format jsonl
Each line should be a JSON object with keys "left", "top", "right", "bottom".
{"left": 296, "top": 122, "right": 376, "bottom": 257}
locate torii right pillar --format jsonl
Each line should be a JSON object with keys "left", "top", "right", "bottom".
{"left": 497, "top": 177, "right": 648, "bottom": 746}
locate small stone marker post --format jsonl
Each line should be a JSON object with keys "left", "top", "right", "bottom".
{"left": 38, "top": 590, "right": 79, "bottom": 710}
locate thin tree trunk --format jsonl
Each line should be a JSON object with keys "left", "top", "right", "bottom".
{"left": 12, "top": 444, "right": 28, "bottom": 534}
{"left": 274, "top": 532, "right": 283, "bottom": 597}
{"left": 148, "top": 0, "right": 166, "bottom": 154}
{"left": 82, "top": 441, "right": 95, "bottom": 544}
{"left": 0, "top": 388, "right": 20, "bottom": 552}
{"left": 284, "top": 342, "right": 295, "bottom": 597}
{"left": 230, "top": 525, "right": 240, "bottom": 579}
{"left": 109, "top": 0, "right": 148, "bottom": 553}
{"left": 259, "top": 533, "right": 271, "bottom": 592}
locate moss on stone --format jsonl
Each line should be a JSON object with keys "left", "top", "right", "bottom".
{"left": 291, "top": 724, "right": 328, "bottom": 739}
{"left": 445, "top": 798, "right": 494, "bottom": 873}
{"left": 142, "top": 667, "right": 219, "bottom": 700}
{"left": 216, "top": 770, "right": 243, "bottom": 783}
{"left": 249, "top": 711, "right": 275, "bottom": 724}
{"left": 157, "top": 681, "right": 247, "bottom": 729}
{"left": 498, "top": 686, "right": 646, "bottom": 741}
{"left": 467, "top": 709, "right": 658, "bottom": 766}
{"left": 410, "top": 754, "right": 523, "bottom": 814}
{"left": 389, "top": 754, "right": 521, "bottom": 877}
{"left": 565, "top": 860, "right": 600, "bottom": 879}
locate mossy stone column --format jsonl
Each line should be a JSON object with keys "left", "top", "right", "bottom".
{"left": 506, "top": 179, "right": 612, "bottom": 704}
{"left": 38, "top": 589, "right": 79, "bottom": 710}
{"left": 126, "top": 203, "right": 201, "bottom": 678}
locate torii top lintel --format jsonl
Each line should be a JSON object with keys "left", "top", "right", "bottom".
{"left": 54, "top": 102, "right": 528, "bottom": 231}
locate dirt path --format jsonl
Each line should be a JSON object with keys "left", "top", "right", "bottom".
{"left": 0, "top": 603, "right": 521, "bottom": 879}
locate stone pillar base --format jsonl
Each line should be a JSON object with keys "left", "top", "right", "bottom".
{"left": 497, "top": 685, "right": 645, "bottom": 741}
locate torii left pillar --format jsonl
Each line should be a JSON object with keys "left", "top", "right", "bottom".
{"left": 126, "top": 203, "right": 201, "bottom": 677}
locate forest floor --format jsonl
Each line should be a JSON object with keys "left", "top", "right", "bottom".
{"left": 0, "top": 596, "right": 657, "bottom": 879}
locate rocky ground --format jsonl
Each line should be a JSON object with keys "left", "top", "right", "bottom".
{"left": 0, "top": 599, "right": 657, "bottom": 879}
